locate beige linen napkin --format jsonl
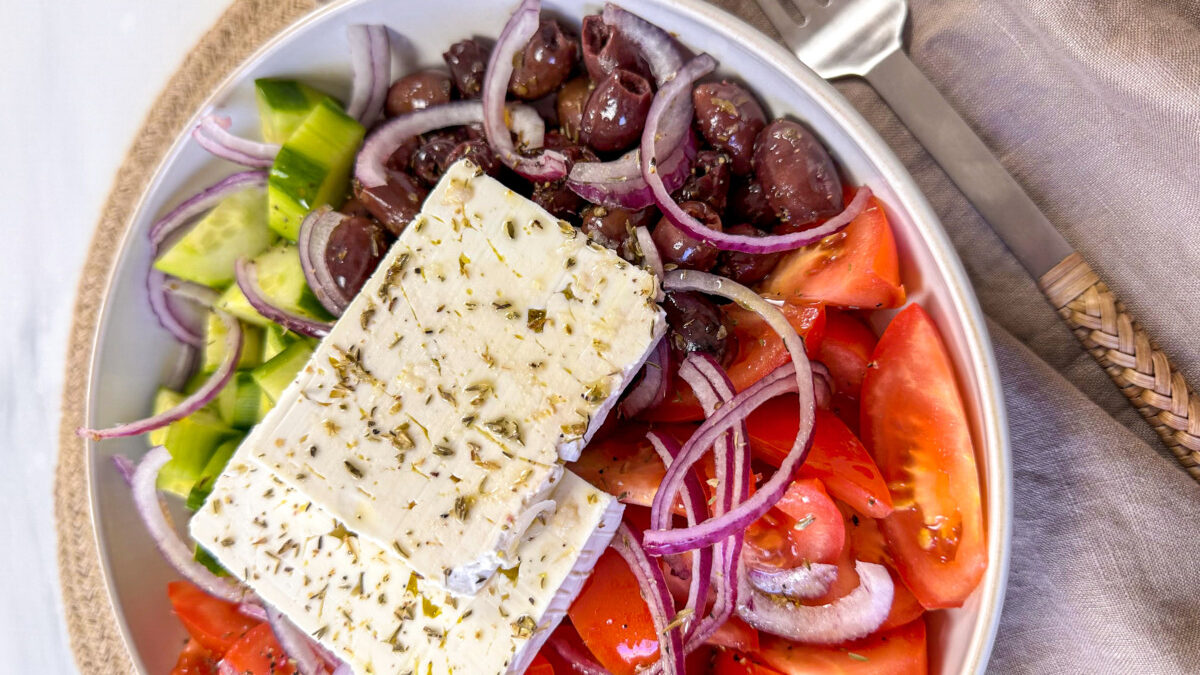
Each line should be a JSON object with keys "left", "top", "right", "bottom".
{"left": 717, "top": 0, "right": 1200, "bottom": 671}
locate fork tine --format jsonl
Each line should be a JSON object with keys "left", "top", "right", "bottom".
{"left": 754, "top": 0, "right": 806, "bottom": 43}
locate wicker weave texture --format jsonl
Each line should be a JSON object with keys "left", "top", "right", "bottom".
{"left": 1040, "top": 253, "right": 1200, "bottom": 480}
{"left": 54, "top": 2, "right": 315, "bottom": 673}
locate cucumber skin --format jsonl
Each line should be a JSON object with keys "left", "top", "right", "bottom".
{"left": 252, "top": 340, "right": 314, "bottom": 403}
{"left": 255, "top": 79, "right": 330, "bottom": 145}
{"left": 267, "top": 99, "right": 364, "bottom": 240}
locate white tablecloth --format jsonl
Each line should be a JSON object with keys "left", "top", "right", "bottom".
{"left": 0, "top": 2, "right": 227, "bottom": 672}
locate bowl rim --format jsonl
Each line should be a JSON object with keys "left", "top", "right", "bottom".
{"left": 83, "top": 0, "right": 1011, "bottom": 671}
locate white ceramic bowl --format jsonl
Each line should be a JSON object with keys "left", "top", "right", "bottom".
{"left": 84, "top": 0, "right": 1011, "bottom": 672}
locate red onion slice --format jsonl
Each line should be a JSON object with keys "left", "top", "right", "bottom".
{"left": 354, "top": 101, "right": 546, "bottom": 189}
{"left": 636, "top": 226, "right": 665, "bottom": 280}
{"left": 79, "top": 305, "right": 242, "bottom": 440}
{"left": 345, "top": 24, "right": 391, "bottom": 128}
{"left": 297, "top": 206, "right": 353, "bottom": 316}
{"left": 644, "top": 270, "right": 816, "bottom": 556}
{"left": 235, "top": 258, "right": 332, "bottom": 338}
{"left": 737, "top": 560, "right": 894, "bottom": 644}
{"left": 147, "top": 270, "right": 206, "bottom": 347}
{"left": 112, "top": 455, "right": 136, "bottom": 486}
{"left": 265, "top": 605, "right": 324, "bottom": 675}
{"left": 619, "top": 337, "right": 669, "bottom": 418}
{"left": 192, "top": 115, "right": 280, "bottom": 168}
{"left": 646, "top": 431, "right": 712, "bottom": 639}
{"left": 238, "top": 602, "right": 268, "bottom": 622}
{"left": 566, "top": 131, "right": 696, "bottom": 210}
{"left": 163, "top": 344, "right": 200, "bottom": 392}
{"left": 746, "top": 563, "right": 839, "bottom": 600}
{"left": 481, "top": 0, "right": 568, "bottom": 181}
{"left": 149, "top": 171, "right": 267, "bottom": 256}
{"left": 130, "top": 446, "right": 244, "bottom": 602}
{"left": 611, "top": 523, "right": 685, "bottom": 675}
{"left": 601, "top": 4, "right": 683, "bottom": 86}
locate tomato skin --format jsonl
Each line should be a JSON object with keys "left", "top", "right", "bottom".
{"left": 714, "top": 649, "right": 784, "bottom": 675}
{"left": 167, "top": 581, "right": 260, "bottom": 655}
{"left": 754, "top": 617, "right": 928, "bottom": 675}
{"left": 748, "top": 406, "right": 892, "bottom": 519}
{"left": 568, "top": 549, "right": 659, "bottom": 675}
{"left": 745, "top": 478, "right": 845, "bottom": 568}
{"left": 527, "top": 653, "right": 556, "bottom": 675}
{"left": 707, "top": 616, "right": 761, "bottom": 653}
{"left": 171, "top": 639, "right": 219, "bottom": 675}
{"left": 570, "top": 423, "right": 697, "bottom": 508}
{"left": 762, "top": 196, "right": 905, "bottom": 310}
{"left": 817, "top": 310, "right": 877, "bottom": 432}
{"left": 860, "top": 304, "right": 986, "bottom": 609}
{"left": 221, "top": 623, "right": 296, "bottom": 675}
{"left": 842, "top": 507, "right": 926, "bottom": 631}
{"left": 644, "top": 302, "right": 826, "bottom": 422}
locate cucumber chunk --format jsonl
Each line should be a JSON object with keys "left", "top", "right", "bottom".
{"left": 154, "top": 185, "right": 275, "bottom": 287}
{"left": 155, "top": 407, "right": 237, "bottom": 497}
{"left": 255, "top": 79, "right": 331, "bottom": 144}
{"left": 252, "top": 340, "right": 314, "bottom": 403}
{"left": 267, "top": 99, "right": 364, "bottom": 239}
{"left": 185, "top": 437, "right": 241, "bottom": 511}
{"left": 215, "top": 243, "right": 332, "bottom": 327}
{"left": 203, "top": 313, "right": 264, "bottom": 373}
{"left": 148, "top": 388, "right": 185, "bottom": 447}
{"left": 215, "top": 371, "right": 263, "bottom": 430}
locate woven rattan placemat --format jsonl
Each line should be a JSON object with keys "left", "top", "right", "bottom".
{"left": 54, "top": 2, "right": 315, "bottom": 671}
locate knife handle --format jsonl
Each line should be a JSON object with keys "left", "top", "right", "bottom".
{"left": 1040, "top": 253, "right": 1200, "bottom": 479}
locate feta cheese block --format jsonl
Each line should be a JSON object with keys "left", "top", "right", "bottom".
{"left": 235, "top": 158, "right": 664, "bottom": 594}
{"left": 190, "top": 460, "right": 623, "bottom": 675}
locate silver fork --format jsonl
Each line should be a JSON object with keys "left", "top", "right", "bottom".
{"left": 754, "top": 0, "right": 1070, "bottom": 278}
{"left": 755, "top": 0, "right": 1200, "bottom": 483}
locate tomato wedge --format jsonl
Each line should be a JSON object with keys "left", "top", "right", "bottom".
{"left": 167, "top": 581, "right": 260, "bottom": 655}
{"left": 568, "top": 549, "right": 659, "bottom": 675}
{"left": 745, "top": 478, "right": 845, "bottom": 569}
{"left": 221, "top": 623, "right": 296, "bottom": 675}
{"left": 817, "top": 310, "right": 878, "bottom": 432}
{"left": 569, "top": 423, "right": 697, "bottom": 508}
{"left": 171, "top": 639, "right": 218, "bottom": 675}
{"left": 707, "top": 616, "right": 761, "bottom": 653}
{"left": 644, "top": 302, "right": 826, "bottom": 422}
{"left": 860, "top": 304, "right": 986, "bottom": 609}
{"left": 763, "top": 196, "right": 905, "bottom": 310}
{"left": 753, "top": 617, "right": 928, "bottom": 675}
{"left": 748, "top": 406, "right": 892, "bottom": 519}
{"left": 527, "top": 653, "right": 556, "bottom": 675}
{"left": 714, "top": 649, "right": 784, "bottom": 675}
{"left": 842, "top": 506, "right": 926, "bottom": 631}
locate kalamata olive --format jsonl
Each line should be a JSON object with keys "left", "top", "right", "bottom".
{"left": 676, "top": 150, "right": 731, "bottom": 213}
{"left": 443, "top": 39, "right": 489, "bottom": 99}
{"left": 411, "top": 135, "right": 459, "bottom": 185}
{"left": 579, "top": 68, "right": 652, "bottom": 153}
{"left": 652, "top": 201, "right": 723, "bottom": 271}
{"left": 355, "top": 170, "right": 429, "bottom": 237}
{"left": 714, "top": 224, "right": 781, "bottom": 285}
{"left": 728, "top": 176, "right": 777, "bottom": 228}
{"left": 556, "top": 76, "right": 594, "bottom": 142}
{"left": 693, "top": 82, "right": 767, "bottom": 175}
{"left": 338, "top": 197, "right": 373, "bottom": 220}
{"left": 385, "top": 70, "right": 452, "bottom": 117}
{"left": 446, "top": 138, "right": 502, "bottom": 176}
{"left": 580, "top": 205, "right": 655, "bottom": 259}
{"left": 325, "top": 215, "right": 389, "bottom": 299}
{"left": 662, "top": 290, "right": 730, "bottom": 361}
{"left": 385, "top": 136, "right": 422, "bottom": 173}
{"left": 510, "top": 21, "right": 579, "bottom": 100}
{"left": 753, "top": 119, "right": 843, "bottom": 227}
{"left": 580, "top": 14, "right": 648, "bottom": 82}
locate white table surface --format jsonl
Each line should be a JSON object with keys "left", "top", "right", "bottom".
{"left": 0, "top": 1, "right": 230, "bottom": 671}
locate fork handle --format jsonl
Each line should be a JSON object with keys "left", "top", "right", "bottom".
{"left": 1040, "top": 254, "right": 1200, "bottom": 478}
